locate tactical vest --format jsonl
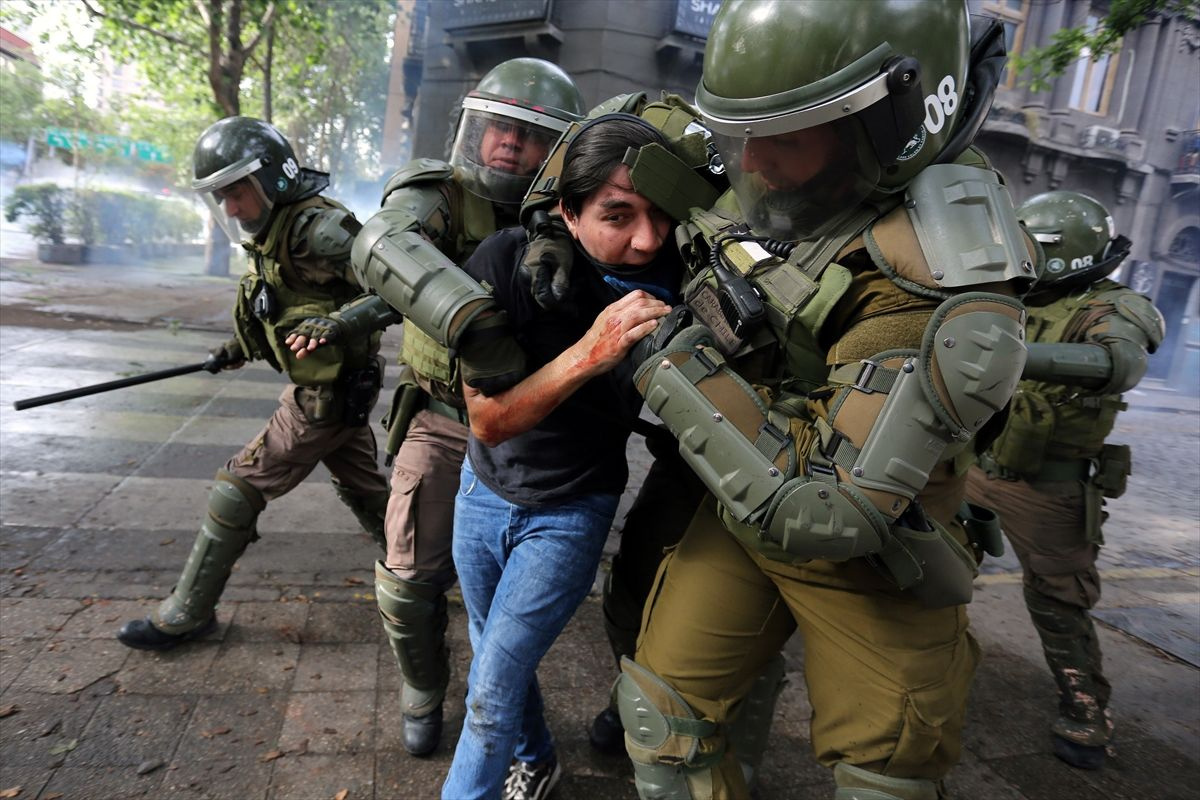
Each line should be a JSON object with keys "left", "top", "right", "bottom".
{"left": 990, "top": 280, "right": 1129, "bottom": 475}
{"left": 396, "top": 173, "right": 500, "bottom": 403}
{"left": 233, "top": 196, "right": 375, "bottom": 387}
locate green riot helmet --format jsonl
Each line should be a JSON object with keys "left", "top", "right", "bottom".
{"left": 696, "top": 0, "right": 969, "bottom": 241}
{"left": 192, "top": 116, "right": 329, "bottom": 242}
{"left": 449, "top": 58, "right": 586, "bottom": 206}
{"left": 1020, "top": 191, "right": 1131, "bottom": 294}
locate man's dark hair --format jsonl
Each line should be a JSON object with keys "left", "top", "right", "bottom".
{"left": 559, "top": 115, "right": 666, "bottom": 217}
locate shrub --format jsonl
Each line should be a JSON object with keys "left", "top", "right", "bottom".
{"left": 3, "top": 183, "right": 68, "bottom": 244}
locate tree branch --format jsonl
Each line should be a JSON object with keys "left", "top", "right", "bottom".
{"left": 78, "top": 0, "right": 203, "bottom": 52}
{"left": 242, "top": 1, "right": 277, "bottom": 55}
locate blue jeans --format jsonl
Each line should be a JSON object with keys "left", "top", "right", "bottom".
{"left": 441, "top": 458, "right": 619, "bottom": 800}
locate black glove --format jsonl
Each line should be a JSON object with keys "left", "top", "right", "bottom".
{"left": 519, "top": 211, "right": 576, "bottom": 310}
{"left": 631, "top": 305, "right": 693, "bottom": 366}
{"left": 288, "top": 315, "right": 345, "bottom": 345}
{"left": 204, "top": 337, "right": 246, "bottom": 373}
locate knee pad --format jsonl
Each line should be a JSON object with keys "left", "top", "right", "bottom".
{"left": 209, "top": 469, "right": 265, "bottom": 533}
{"left": 616, "top": 658, "right": 723, "bottom": 769}
{"left": 833, "top": 763, "right": 940, "bottom": 800}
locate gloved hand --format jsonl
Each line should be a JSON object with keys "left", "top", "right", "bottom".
{"left": 519, "top": 211, "right": 576, "bottom": 310}
{"left": 204, "top": 337, "right": 246, "bottom": 373}
{"left": 286, "top": 316, "right": 346, "bottom": 359}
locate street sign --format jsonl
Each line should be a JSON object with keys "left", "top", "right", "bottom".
{"left": 44, "top": 127, "right": 171, "bottom": 162}
{"left": 442, "top": 0, "right": 550, "bottom": 31}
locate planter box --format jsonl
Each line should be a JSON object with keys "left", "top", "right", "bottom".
{"left": 37, "top": 243, "right": 86, "bottom": 265}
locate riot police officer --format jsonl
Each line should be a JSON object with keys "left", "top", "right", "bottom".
{"left": 967, "top": 191, "right": 1164, "bottom": 770}
{"left": 117, "top": 117, "right": 391, "bottom": 651}
{"left": 610, "top": 2, "right": 1034, "bottom": 798}
{"left": 286, "top": 58, "right": 585, "bottom": 756}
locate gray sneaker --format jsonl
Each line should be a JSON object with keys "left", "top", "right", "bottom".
{"left": 502, "top": 755, "right": 561, "bottom": 800}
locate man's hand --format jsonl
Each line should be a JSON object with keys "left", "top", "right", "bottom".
{"left": 204, "top": 337, "right": 246, "bottom": 373}
{"left": 286, "top": 316, "right": 342, "bottom": 360}
{"left": 571, "top": 290, "right": 671, "bottom": 375}
{"left": 520, "top": 212, "right": 576, "bottom": 310}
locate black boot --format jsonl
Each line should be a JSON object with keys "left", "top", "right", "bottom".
{"left": 1052, "top": 733, "right": 1107, "bottom": 770}
{"left": 117, "top": 615, "right": 217, "bottom": 651}
{"left": 403, "top": 703, "right": 443, "bottom": 757}
{"left": 588, "top": 707, "right": 626, "bottom": 756}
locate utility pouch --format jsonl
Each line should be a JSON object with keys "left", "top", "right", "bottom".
{"left": 1083, "top": 479, "right": 1108, "bottom": 546}
{"left": 988, "top": 391, "right": 1054, "bottom": 478}
{"left": 958, "top": 500, "right": 1005, "bottom": 561}
{"left": 341, "top": 355, "right": 383, "bottom": 428}
{"left": 295, "top": 384, "right": 336, "bottom": 424}
{"left": 382, "top": 365, "right": 423, "bottom": 464}
{"left": 1094, "top": 443, "right": 1131, "bottom": 499}
{"left": 874, "top": 506, "right": 976, "bottom": 609}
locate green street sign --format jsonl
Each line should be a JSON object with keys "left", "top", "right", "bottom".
{"left": 44, "top": 127, "right": 171, "bottom": 162}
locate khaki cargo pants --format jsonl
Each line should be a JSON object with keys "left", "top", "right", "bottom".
{"left": 383, "top": 409, "right": 469, "bottom": 588}
{"left": 634, "top": 496, "right": 980, "bottom": 794}
{"left": 226, "top": 384, "right": 389, "bottom": 501}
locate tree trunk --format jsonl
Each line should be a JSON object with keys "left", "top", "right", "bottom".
{"left": 263, "top": 21, "right": 274, "bottom": 122}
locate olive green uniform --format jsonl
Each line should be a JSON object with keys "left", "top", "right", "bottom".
{"left": 966, "top": 279, "right": 1163, "bottom": 749}
{"left": 152, "top": 195, "right": 391, "bottom": 637}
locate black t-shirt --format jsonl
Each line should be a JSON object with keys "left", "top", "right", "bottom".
{"left": 462, "top": 226, "right": 651, "bottom": 507}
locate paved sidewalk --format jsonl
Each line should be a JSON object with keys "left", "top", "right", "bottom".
{"left": 1, "top": 256, "right": 1197, "bottom": 799}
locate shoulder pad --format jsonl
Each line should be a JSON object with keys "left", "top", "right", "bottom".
{"left": 1112, "top": 291, "right": 1166, "bottom": 349}
{"left": 382, "top": 158, "right": 454, "bottom": 199}
{"left": 877, "top": 164, "right": 1035, "bottom": 294}
{"left": 296, "top": 207, "right": 361, "bottom": 259}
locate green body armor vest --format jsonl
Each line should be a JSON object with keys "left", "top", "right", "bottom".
{"left": 397, "top": 174, "right": 499, "bottom": 400}
{"left": 234, "top": 196, "right": 375, "bottom": 387}
{"left": 990, "top": 280, "right": 1129, "bottom": 476}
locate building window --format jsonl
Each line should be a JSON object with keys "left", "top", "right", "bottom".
{"left": 1069, "top": 14, "right": 1121, "bottom": 114}
{"left": 981, "top": 0, "right": 1029, "bottom": 86}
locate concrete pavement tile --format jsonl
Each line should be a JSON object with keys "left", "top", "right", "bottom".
{"left": 0, "top": 765, "right": 51, "bottom": 799}
{"left": 38, "top": 765, "right": 165, "bottom": 799}
{"left": 255, "top": 485, "right": 367, "bottom": 536}
{"left": 217, "top": 582, "right": 286, "bottom": 603}
{"left": 0, "top": 526, "right": 63, "bottom": 568}
{"left": 0, "top": 637, "right": 45, "bottom": 694}
{"left": 226, "top": 600, "right": 310, "bottom": 644}
{"left": 1094, "top": 604, "right": 1200, "bottom": 667}
{"left": 39, "top": 570, "right": 177, "bottom": 600}
{"left": 303, "top": 600, "right": 381, "bottom": 644}
{"left": 8, "top": 637, "right": 128, "bottom": 695}
{"left": 277, "top": 691, "right": 375, "bottom": 754}
{"left": 947, "top": 750, "right": 1027, "bottom": 800}
{"left": 177, "top": 693, "right": 288, "bottom": 762}
{"left": 0, "top": 690, "right": 99, "bottom": 767}
{"left": 285, "top": 585, "right": 377, "bottom": 604}
{"left": 63, "top": 694, "right": 194, "bottom": 767}
{"left": 159, "top": 762, "right": 272, "bottom": 796}
{"left": 55, "top": 599, "right": 149, "bottom": 638}
{"left": 160, "top": 758, "right": 272, "bottom": 800}
{"left": 203, "top": 642, "right": 299, "bottom": 694}
{"left": 375, "top": 749, "right": 452, "bottom": 800}
{"left": 982, "top": 752, "right": 1114, "bottom": 800}
{"left": 266, "top": 752, "right": 375, "bottom": 800}
{"left": 556, "top": 773, "right": 640, "bottom": 800}
{"left": 1092, "top": 733, "right": 1200, "bottom": 798}
{"left": 76, "top": 477, "right": 212, "bottom": 532}
{"left": 0, "top": 433, "right": 159, "bottom": 478}
{"left": 0, "top": 598, "right": 80, "bottom": 638}
{"left": 115, "top": 642, "right": 224, "bottom": 695}
{"left": 965, "top": 691, "right": 1059, "bottom": 758}
{"left": 292, "top": 643, "right": 378, "bottom": 693}
{"left": 28, "top": 528, "right": 201, "bottom": 572}
{"left": 0, "top": 471, "right": 122, "bottom": 528}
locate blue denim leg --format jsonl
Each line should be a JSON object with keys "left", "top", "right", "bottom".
{"left": 442, "top": 458, "right": 618, "bottom": 800}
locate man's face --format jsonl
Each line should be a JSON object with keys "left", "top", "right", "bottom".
{"left": 213, "top": 178, "right": 265, "bottom": 225}
{"left": 562, "top": 164, "right": 672, "bottom": 268}
{"left": 480, "top": 120, "right": 552, "bottom": 176}
{"left": 740, "top": 124, "right": 841, "bottom": 192}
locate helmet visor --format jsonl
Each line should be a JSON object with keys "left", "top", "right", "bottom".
{"left": 197, "top": 174, "right": 273, "bottom": 243}
{"left": 450, "top": 99, "right": 569, "bottom": 204}
{"left": 712, "top": 117, "right": 880, "bottom": 241}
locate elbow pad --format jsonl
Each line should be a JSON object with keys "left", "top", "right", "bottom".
{"left": 351, "top": 214, "right": 493, "bottom": 351}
